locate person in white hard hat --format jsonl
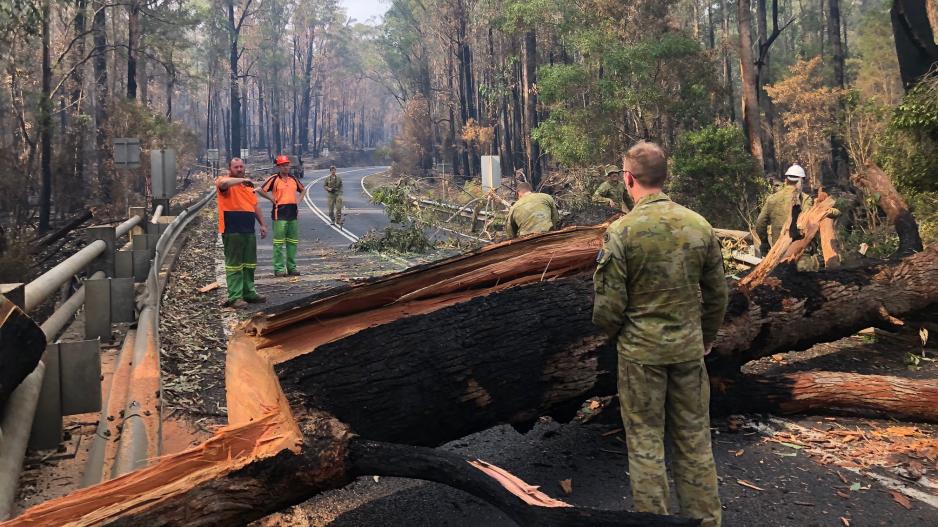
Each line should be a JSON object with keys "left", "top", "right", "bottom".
{"left": 754, "top": 163, "right": 813, "bottom": 255}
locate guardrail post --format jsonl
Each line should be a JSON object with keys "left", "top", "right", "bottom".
{"left": 111, "top": 277, "right": 135, "bottom": 323}
{"left": 84, "top": 276, "right": 112, "bottom": 341}
{"left": 128, "top": 206, "right": 146, "bottom": 237}
{"left": 115, "top": 243, "right": 133, "bottom": 279}
{"left": 152, "top": 198, "right": 171, "bottom": 217}
{"left": 86, "top": 226, "right": 116, "bottom": 277}
{"left": 29, "top": 344, "right": 62, "bottom": 449}
{"left": 132, "top": 235, "right": 151, "bottom": 283}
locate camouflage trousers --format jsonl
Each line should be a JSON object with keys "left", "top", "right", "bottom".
{"left": 618, "top": 357, "right": 721, "bottom": 527}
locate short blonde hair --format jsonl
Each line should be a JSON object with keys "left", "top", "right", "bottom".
{"left": 623, "top": 141, "right": 667, "bottom": 187}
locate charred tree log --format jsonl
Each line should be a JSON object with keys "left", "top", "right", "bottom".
{"left": 853, "top": 164, "right": 923, "bottom": 257}
{"left": 271, "top": 244, "right": 938, "bottom": 449}
{"left": 0, "top": 295, "right": 46, "bottom": 408}
{"left": 714, "top": 371, "right": 938, "bottom": 423}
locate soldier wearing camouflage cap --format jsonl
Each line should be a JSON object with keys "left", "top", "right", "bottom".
{"left": 592, "top": 165, "right": 632, "bottom": 213}
{"left": 593, "top": 141, "right": 728, "bottom": 526}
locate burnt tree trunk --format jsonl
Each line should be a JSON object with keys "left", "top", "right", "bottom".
{"left": 14, "top": 411, "right": 694, "bottom": 527}
{"left": 0, "top": 296, "right": 46, "bottom": 409}
{"left": 890, "top": 0, "right": 938, "bottom": 89}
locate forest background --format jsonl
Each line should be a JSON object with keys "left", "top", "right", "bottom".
{"left": 1, "top": 0, "right": 936, "bottom": 278}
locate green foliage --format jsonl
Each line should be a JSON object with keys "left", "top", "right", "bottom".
{"left": 875, "top": 74, "right": 938, "bottom": 196}
{"left": 669, "top": 125, "right": 767, "bottom": 229}
{"left": 534, "top": 28, "right": 719, "bottom": 166}
{"left": 355, "top": 182, "right": 432, "bottom": 254}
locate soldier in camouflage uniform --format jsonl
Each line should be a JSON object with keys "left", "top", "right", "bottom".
{"left": 593, "top": 141, "right": 728, "bottom": 527}
{"left": 506, "top": 182, "right": 559, "bottom": 238}
{"left": 754, "top": 163, "right": 813, "bottom": 255}
{"left": 323, "top": 166, "right": 344, "bottom": 225}
{"left": 592, "top": 165, "right": 632, "bottom": 213}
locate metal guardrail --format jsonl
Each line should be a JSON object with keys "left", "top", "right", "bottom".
{"left": 0, "top": 206, "right": 146, "bottom": 519}
{"left": 110, "top": 190, "right": 214, "bottom": 478}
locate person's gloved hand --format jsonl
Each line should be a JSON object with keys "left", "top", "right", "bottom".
{"left": 759, "top": 240, "right": 771, "bottom": 256}
{"left": 826, "top": 207, "right": 841, "bottom": 219}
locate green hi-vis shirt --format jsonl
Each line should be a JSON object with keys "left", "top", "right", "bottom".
{"left": 592, "top": 179, "right": 632, "bottom": 212}
{"left": 592, "top": 193, "right": 728, "bottom": 365}
{"left": 754, "top": 185, "right": 813, "bottom": 245}
{"left": 506, "top": 192, "right": 559, "bottom": 238}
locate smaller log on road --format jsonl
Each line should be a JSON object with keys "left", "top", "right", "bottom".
{"left": 713, "top": 371, "right": 938, "bottom": 423}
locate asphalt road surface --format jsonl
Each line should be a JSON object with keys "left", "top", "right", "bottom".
{"left": 254, "top": 166, "right": 391, "bottom": 273}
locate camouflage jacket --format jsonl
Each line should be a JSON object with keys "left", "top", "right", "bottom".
{"left": 754, "top": 185, "right": 812, "bottom": 245}
{"left": 592, "top": 179, "right": 631, "bottom": 213}
{"left": 324, "top": 173, "right": 343, "bottom": 194}
{"left": 506, "top": 192, "right": 559, "bottom": 238}
{"left": 592, "top": 192, "right": 728, "bottom": 365}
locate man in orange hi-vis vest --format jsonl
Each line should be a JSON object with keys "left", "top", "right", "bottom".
{"left": 215, "top": 157, "right": 268, "bottom": 308}
{"left": 260, "top": 155, "right": 305, "bottom": 277}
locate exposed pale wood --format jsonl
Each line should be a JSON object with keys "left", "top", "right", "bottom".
{"left": 739, "top": 195, "right": 834, "bottom": 290}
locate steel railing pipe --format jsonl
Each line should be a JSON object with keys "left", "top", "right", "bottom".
{"left": 0, "top": 362, "right": 45, "bottom": 520}
{"left": 23, "top": 240, "right": 107, "bottom": 312}
{"left": 150, "top": 205, "right": 164, "bottom": 224}
{"left": 115, "top": 214, "right": 143, "bottom": 238}
{"left": 38, "top": 271, "right": 106, "bottom": 341}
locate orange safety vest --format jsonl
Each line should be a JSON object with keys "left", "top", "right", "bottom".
{"left": 261, "top": 174, "right": 305, "bottom": 221}
{"left": 215, "top": 176, "right": 258, "bottom": 233}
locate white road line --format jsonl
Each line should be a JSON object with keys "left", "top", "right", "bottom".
{"left": 301, "top": 167, "right": 412, "bottom": 269}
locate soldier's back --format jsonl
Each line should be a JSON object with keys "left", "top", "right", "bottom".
{"left": 606, "top": 193, "right": 717, "bottom": 364}
{"left": 512, "top": 193, "right": 556, "bottom": 236}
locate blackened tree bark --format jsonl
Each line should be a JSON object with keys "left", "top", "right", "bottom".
{"left": 227, "top": 0, "right": 253, "bottom": 161}
{"left": 126, "top": 0, "right": 139, "bottom": 99}
{"left": 70, "top": 0, "right": 88, "bottom": 202}
{"left": 521, "top": 30, "right": 541, "bottom": 188}
{"left": 756, "top": 0, "right": 778, "bottom": 176}
{"left": 298, "top": 29, "right": 315, "bottom": 155}
{"left": 827, "top": 0, "right": 849, "bottom": 187}
{"left": 38, "top": 0, "right": 53, "bottom": 232}
{"left": 890, "top": 0, "right": 938, "bottom": 89}
{"left": 720, "top": 0, "right": 737, "bottom": 123}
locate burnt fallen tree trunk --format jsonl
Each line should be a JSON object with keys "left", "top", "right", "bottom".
{"left": 270, "top": 242, "right": 938, "bottom": 445}
{"left": 10, "top": 228, "right": 938, "bottom": 525}
{"left": 714, "top": 371, "right": 938, "bottom": 422}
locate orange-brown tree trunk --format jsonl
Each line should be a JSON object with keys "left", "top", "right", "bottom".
{"left": 853, "top": 164, "right": 923, "bottom": 257}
